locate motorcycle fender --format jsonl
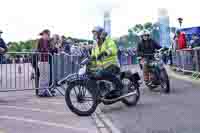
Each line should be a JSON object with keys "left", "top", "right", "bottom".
{"left": 57, "top": 73, "right": 78, "bottom": 85}
{"left": 58, "top": 73, "right": 89, "bottom": 85}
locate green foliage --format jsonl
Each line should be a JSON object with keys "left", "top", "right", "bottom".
{"left": 132, "top": 24, "right": 144, "bottom": 34}
{"left": 8, "top": 40, "right": 36, "bottom": 57}
{"left": 8, "top": 40, "right": 36, "bottom": 52}
{"left": 144, "top": 22, "right": 153, "bottom": 31}
{"left": 116, "top": 22, "right": 160, "bottom": 48}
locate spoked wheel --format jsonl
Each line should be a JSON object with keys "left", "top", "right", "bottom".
{"left": 160, "top": 69, "right": 170, "bottom": 94}
{"left": 65, "top": 82, "right": 98, "bottom": 116}
{"left": 121, "top": 78, "right": 140, "bottom": 106}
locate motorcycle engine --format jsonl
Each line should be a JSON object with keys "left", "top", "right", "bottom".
{"left": 98, "top": 81, "right": 113, "bottom": 96}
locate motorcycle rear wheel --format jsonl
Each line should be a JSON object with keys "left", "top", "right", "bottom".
{"left": 160, "top": 69, "right": 170, "bottom": 93}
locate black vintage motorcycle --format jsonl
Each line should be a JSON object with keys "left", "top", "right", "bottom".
{"left": 138, "top": 49, "right": 170, "bottom": 93}
{"left": 58, "top": 57, "right": 141, "bottom": 116}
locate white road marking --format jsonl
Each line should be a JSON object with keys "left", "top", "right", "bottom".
{"left": 96, "top": 108, "right": 122, "bottom": 133}
{"left": 0, "top": 105, "right": 71, "bottom": 115}
{"left": 0, "top": 115, "right": 92, "bottom": 132}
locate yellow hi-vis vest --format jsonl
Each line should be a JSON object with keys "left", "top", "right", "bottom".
{"left": 91, "top": 37, "right": 119, "bottom": 69}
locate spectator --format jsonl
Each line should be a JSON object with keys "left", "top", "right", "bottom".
{"left": 0, "top": 30, "right": 7, "bottom": 83}
{"left": 0, "top": 30, "right": 8, "bottom": 62}
{"left": 50, "top": 34, "right": 61, "bottom": 54}
{"left": 62, "top": 36, "right": 72, "bottom": 54}
{"left": 170, "top": 32, "right": 178, "bottom": 51}
{"left": 190, "top": 34, "right": 200, "bottom": 48}
{"left": 70, "top": 45, "right": 82, "bottom": 56}
{"left": 176, "top": 30, "right": 187, "bottom": 49}
{"left": 38, "top": 29, "right": 51, "bottom": 61}
{"left": 37, "top": 29, "right": 54, "bottom": 96}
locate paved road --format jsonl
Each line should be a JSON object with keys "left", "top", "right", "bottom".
{"left": 0, "top": 91, "right": 99, "bottom": 133}
{"left": 0, "top": 63, "right": 103, "bottom": 133}
{"left": 1, "top": 64, "right": 200, "bottom": 133}
{"left": 100, "top": 66, "right": 200, "bottom": 133}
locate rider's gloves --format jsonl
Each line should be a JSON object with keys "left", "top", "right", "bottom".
{"left": 97, "top": 51, "right": 108, "bottom": 60}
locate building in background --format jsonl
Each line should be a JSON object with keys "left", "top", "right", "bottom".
{"left": 158, "top": 8, "right": 170, "bottom": 48}
{"left": 104, "top": 11, "right": 111, "bottom": 36}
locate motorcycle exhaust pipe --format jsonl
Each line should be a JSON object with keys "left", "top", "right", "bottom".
{"left": 101, "top": 91, "right": 138, "bottom": 102}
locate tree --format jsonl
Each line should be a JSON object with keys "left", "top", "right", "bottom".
{"left": 23, "top": 40, "right": 33, "bottom": 52}
{"left": 117, "top": 22, "right": 162, "bottom": 48}
{"left": 132, "top": 24, "right": 144, "bottom": 34}
{"left": 144, "top": 22, "right": 153, "bottom": 31}
{"left": 127, "top": 31, "right": 140, "bottom": 48}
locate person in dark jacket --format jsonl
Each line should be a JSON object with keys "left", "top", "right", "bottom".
{"left": 190, "top": 34, "right": 200, "bottom": 48}
{"left": 50, "top": 34, "right": 62, "bottom": 54}
{"left": 0, "top": 30, "right": 8, "bottom": 62}
{"left": 0, "top": 31, "right": 7, "bottom": 51}
{"left": 137, "top": 30, "right": 161, "bottom": 83}
{"left": 37, "top": 29, "right": 51, "bottom": 61}
{"left": 37, "top": 29, "right": 54, "bottom": 91}
{"left": 62, "top": 36, "right": 71, "bottom": 54}
{"left": 137, "top": 30, "right": 161, "bottom": 59}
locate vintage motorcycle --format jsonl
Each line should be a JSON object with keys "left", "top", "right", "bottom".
{"left": 138, "top": 48, "right": 170, "bottom": 93}
{"left": 58, "top": 57, "right": 141, "bottom": 116}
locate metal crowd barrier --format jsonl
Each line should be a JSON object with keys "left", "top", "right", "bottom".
{"left": 193, "top": 47, "right": 200, "bottom": 72}
{"left": 0, "top": 52, "right": 53, "bottom": 92}
{"left": 53, "top": 53, "right": 81, "bottom": 83}
{"left": 0, "top": 52, "right": 83, "bottom": 93}
{"left": 172, "top": 47, "right": 200, "bottom": 79}
{"left": 0, "top": 51, "right": 138, "bottom": 93}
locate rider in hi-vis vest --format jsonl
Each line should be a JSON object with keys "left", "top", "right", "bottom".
{"left": 90, "top": 26, "right": 123, "bottom": 99}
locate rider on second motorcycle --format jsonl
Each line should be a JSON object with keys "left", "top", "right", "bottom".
{"left": 136, "top": 30, "right": 162, "bottom": 85}
{"left": 90, "top": 26, "right": 123, "bottom": 99}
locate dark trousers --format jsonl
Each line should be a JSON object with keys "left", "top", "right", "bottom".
{"left": 97, "top": 66, "right": 123, "bottom": 91}
{"left": 48, "top": 55, "right": 53, "bottom": 87}
{"left": 169, "top": 50, "right": 173, "bottom": 65}
{"left": 32, "top": 54, "right": 40, "bottom": 88}
{"left": 143, "top": 59, "right": 160, "bottom": 82}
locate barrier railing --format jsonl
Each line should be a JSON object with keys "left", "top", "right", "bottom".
{"left": 172, "top": 47, "right": 200, "bottom": 79}
{"left": 0, "top": 52, "right": 53, "bottom": 92}
{"left": 53, "top": 53, "right": 81, "bottom": 82}
{"left": 0, "top": 51, "right": 138, "bottom": 93}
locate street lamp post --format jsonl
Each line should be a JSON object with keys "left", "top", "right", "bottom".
{"left": 178, "top": 18, "right": 183, "bottom": 28}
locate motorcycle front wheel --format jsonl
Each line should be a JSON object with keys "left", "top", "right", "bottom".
{"left": 160, "top": 69, "right": 170, "bottom": 93}
{"left": 121, "top": 78, "right": 140, "bottom": 106}
{"left": 65, "top": 81, "right": 98, "bottom": 116}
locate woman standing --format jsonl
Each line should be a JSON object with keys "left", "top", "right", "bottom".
{"left": 36, "top": 29, "right": 54, "bottom": 96}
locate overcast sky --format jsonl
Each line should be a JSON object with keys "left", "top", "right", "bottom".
{"left": 0, "top": 0, "right": 199, "bottom": 42}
